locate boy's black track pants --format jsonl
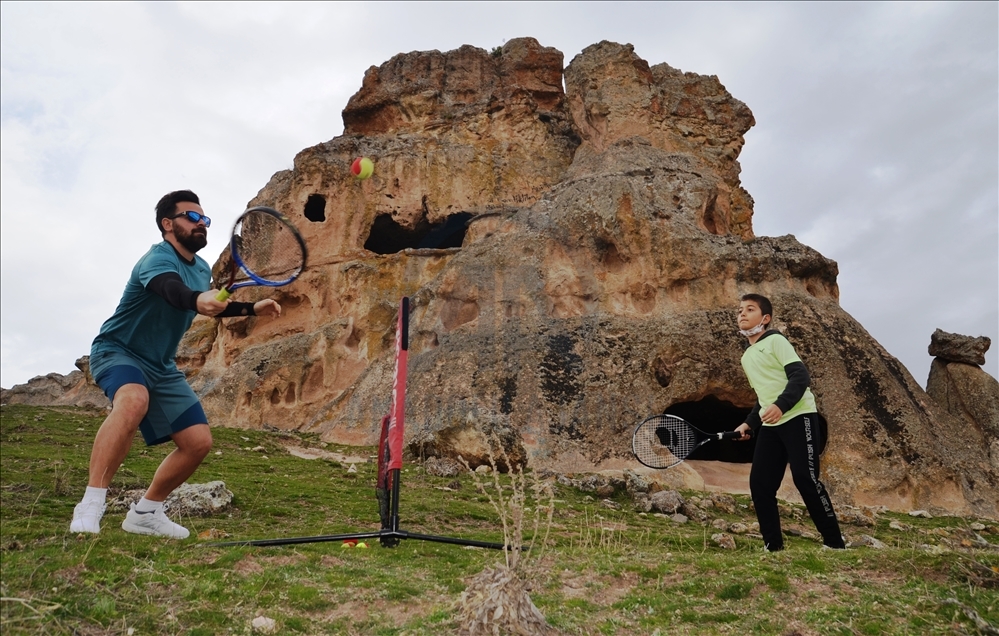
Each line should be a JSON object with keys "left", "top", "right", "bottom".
{"left": 750, "top": 413, "right": 845, "bottom": 550}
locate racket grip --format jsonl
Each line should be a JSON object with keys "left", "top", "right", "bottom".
{"left": 718, "top": 430, "right": 749, "bottom": 440}
{"left": 215, "top": 288, "right": 232, "bottom": 302}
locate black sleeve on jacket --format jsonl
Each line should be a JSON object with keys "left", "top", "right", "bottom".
{"left": 773, "top": 361, "right": 810, "bottom": 414}
{"left": 745, "top": 403, "right": 763, "bottom": 433}
{"left": 147, "top": 272, "right": 255, "bottom": 317}
{"left": 147, "top": 272, "right": 199, "bottom": 311}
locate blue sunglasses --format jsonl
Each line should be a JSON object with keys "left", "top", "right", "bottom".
{"left": 171, "top": 210, "right": 211, "bottom": 227}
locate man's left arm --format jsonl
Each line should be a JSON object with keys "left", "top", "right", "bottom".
{"left": 198, "top": 292, "right": 281, "bottom": 319}
{"left": 215, "top": 297, "right": 260, "bottom": 318}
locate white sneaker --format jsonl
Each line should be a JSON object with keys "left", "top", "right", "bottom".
{"left": 70, "top": 500, "right": 106, "bottom": 534}
{"left": 121, "top": 503, "right": 190, "bottom": 539}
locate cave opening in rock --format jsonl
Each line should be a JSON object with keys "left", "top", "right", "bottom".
{"left": 664, "top": 395, "right": 754, "bottom": 463}
{"left": 304, "top": 194, "right": 326, "bottom": 222}
{"left": 364, "top": 212, "right": 474, "bottom": 254}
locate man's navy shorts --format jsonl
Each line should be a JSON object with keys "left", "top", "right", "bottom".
{"left": 90, "top": 349, "right": 207, "bottom": 446}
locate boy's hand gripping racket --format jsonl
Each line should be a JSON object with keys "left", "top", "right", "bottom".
{"left": 632, "top": 414, "right": 749, "bottom": 469}
{"left": 216, "top": 206, "right": 308, "bottom": 301}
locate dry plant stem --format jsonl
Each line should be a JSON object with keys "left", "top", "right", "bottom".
{"left": 943, "top": 598, "right": 999, "bottom": 635}
{"left": 24, "top": 490, "right": 43, "bottom": 532}
{"left": 0, "top": 596, "right": 64, "bottom": 622}
{"left": 461, "top": 456, "right": 508, "bottom": 564}
{"left": 460, "top": 435, "right": 555, "bottom": 572}
{"left": 525, "top": 479, "right": 555, "bottom": 567}
{"left": 80, "top": 535, "right": 100, "bottom": 566}
{"left": 506, "top": 459, "right": 526, "bottom": 570}
{"left": 462, "top": 441, "right": 516, "bottom": 565}
{"left": 485, "top": 448, "right": 515, "bottom": 568}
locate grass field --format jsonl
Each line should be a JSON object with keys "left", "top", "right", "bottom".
{"left": 1, "top": 404, "right": 996, "bottom": 635}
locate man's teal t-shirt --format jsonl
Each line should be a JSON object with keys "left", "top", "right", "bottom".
{"left": 92, "top": 242, "right": 211, "bottom": 375}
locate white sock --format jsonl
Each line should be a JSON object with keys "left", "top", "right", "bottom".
{"left": 83, "top": 486, "right": 107, "bottom": 504}
{"left": 135, "top": 497, "right": 164, "bottom": 513}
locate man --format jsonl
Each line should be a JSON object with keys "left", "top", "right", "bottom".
{"left": 70, "top": 190, "right": 280, "bottom": 539}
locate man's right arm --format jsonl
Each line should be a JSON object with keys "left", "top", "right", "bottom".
{"left": 147, "top": 272, "right": 199, "bottom": 311}
{"left": 147, "top": 273, "right": 255, "bottom": 317}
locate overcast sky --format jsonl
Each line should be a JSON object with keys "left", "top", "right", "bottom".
{"left": 2, "top": 2, "right": 996, "bottom": 389}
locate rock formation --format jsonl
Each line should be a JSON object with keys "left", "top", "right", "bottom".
{"left": 0, "top": 356, "right": 107, "bottom": 410}
{"left": 928, "top": 328, "right": 992, "bottom": 367}
{"left": 5, "top": 39, "right": 996, "bottom": 517}
{"left": 182, "top": 38, "right": 996, "bottom": 516}
{"left": 926, "top": 329, "right": 999, "bottom": 473}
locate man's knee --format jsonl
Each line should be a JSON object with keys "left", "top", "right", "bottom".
{"left": 176, "top": 425, "right": 212, "bottom": 458}
{"left": 113, "top": 384, "right": 149, "bottom": 422}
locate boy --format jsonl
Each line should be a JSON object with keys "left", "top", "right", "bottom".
{"left": 734, "top": 293, "right": 845, "bottom": 551}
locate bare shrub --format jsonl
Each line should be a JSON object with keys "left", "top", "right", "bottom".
{"left": 455, "top": 436, "right": 556, "bottom": 635}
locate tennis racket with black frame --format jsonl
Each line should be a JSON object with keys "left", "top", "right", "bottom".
{"left": 632, "top": 414, "right": 749, "bottom": 469}
{"left": 215, "top": 206, "right": 308, "bottom": 301}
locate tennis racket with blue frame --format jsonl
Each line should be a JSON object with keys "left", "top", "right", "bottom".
{"left": 215, "top": 206, "right": 308, "bottom": 301}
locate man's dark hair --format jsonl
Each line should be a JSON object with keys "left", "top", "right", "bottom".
{"left": 741, "top": 293, "right": 773, "bottom": 329}
{"left": 155, "top": 190, "right": 200, "bottom": 235}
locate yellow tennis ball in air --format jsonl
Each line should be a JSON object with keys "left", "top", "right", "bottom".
{"left": 351, "top": 157, "right": 374, "bottom": 180}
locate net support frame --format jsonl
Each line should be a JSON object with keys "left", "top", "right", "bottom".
{"left": 208, "top": 297, "right": 514, "bottom": 552}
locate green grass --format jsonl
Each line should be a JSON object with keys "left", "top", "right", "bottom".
{"left": 1, "top": 404, "right": 997, "bottom": 635}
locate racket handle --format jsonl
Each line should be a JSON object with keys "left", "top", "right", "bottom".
{"left": 215, "top": 288, "right": 232, "bottom": 302}
{"left": 718, "top": 430, "right": 749, "bottom": 440}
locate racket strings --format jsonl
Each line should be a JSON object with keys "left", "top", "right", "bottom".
{"left": 232, "top": 211, "right": 306, "bottom": 284}
{"left": 633, "top": 415, "right": 698, "bottom": 469}
{"left": 655, "top": 421, "right": 697, "bottom": 458}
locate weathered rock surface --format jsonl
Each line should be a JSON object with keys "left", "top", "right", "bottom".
{"left": 8, "top": 39, "right": 997, "bottom": 517}
{"left": 928, "top": 328, "right": 991, "bottom": 366}
{"left": 564, "top": 41, "right": 756, "bottom": 238}
{"left": 927, "top": 358, "right": 999, "bottom": 441}
{"left": 108, "top": 481, "right": 233, "bottom": 517}
{"left": 925, "top": 329, "right": 998, "bottom": 478}
{"left": 423, "top": 456, "right": 466, "bottom": 478}
{"left": 649, "top": 490, "right": 685, "bottom": 515}
{"left": 1, "top": 356, "right": 107, "bottom": 410}
{"left": 409, "top": 420, "right": 527, "bottom": 472}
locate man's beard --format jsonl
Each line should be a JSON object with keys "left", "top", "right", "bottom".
{"left": 176, "top": 227, "right": 208, "bottom": 253}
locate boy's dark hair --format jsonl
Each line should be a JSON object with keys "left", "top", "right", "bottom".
{"left": 741, "top": 293, "right": 773, "bottom": 329}
{"left": 155, "top": 190, "right": 200, "bottom": 235}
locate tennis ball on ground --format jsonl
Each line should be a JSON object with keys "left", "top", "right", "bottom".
{"left": 356, "top": 542, "right": 369, "bottom": 549}
{"left": 341, "top": 540, "right": 357, "bottom": 548}
{"left": 351, "top": 157, "right": 374, "bottom": 180}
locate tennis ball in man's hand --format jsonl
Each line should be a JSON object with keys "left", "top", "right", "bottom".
{"left": 351, "top": 157, "right": 374, "bottom": 180}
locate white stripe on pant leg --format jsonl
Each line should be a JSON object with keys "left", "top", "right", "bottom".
{"left": 804, "top": 416, "right": 834, "bottom": 516}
